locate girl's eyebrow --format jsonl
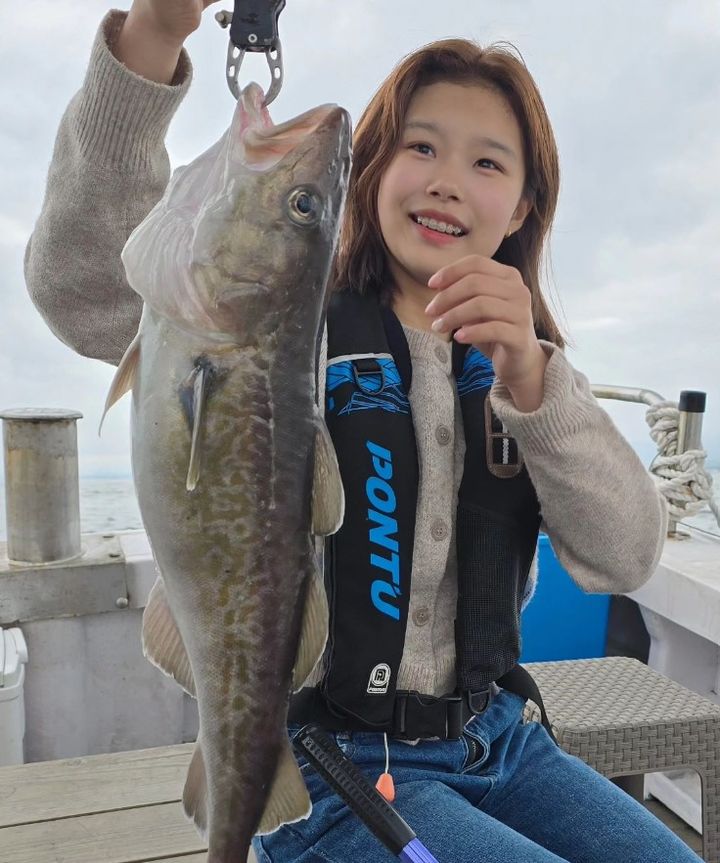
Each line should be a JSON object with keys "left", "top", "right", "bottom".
{"left": 404, "top": 119, "right": 517, "bottom": 163}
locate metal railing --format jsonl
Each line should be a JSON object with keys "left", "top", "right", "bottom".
{"left": 590, "top": 386, "right": 707, "bottom": 537}
{"left": 0, "top": 386, "right": 709, "bottom": 563}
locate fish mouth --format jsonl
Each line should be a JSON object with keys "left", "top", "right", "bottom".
{"left": 241, "top": 103, "right": 351, "bottom": 172}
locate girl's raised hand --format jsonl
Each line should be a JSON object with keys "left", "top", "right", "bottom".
{"left": 425, "top": 255, "right": 548, "bottom": 396}
{"left": 129, "top": 0, "right": 222, "bottom": 47}
{"left": 116, "top": 0, "right": 222, "bottom": 84}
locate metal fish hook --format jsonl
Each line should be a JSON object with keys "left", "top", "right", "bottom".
{"left": 215, "top": 0, "right": 286, "bottom": 106}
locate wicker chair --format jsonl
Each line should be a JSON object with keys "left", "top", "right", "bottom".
{"left": 523, "top": 657, "right": 720, "bottom": 863}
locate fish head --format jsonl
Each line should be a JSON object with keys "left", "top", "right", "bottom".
{"left": 121, "top": 83, "right": 351, "bottom": 345}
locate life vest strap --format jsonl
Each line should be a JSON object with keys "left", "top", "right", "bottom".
{"left": 288, "top": 664, "right": 557, "bottom": 743}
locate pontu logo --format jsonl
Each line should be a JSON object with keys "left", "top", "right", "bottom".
{"left": 366, "top": 440, "right": 401, "bottom": 620}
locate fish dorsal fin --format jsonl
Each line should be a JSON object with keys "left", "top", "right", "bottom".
{"left": 311, "top": 409, "right": 345, "bottom": 535}
{"left": 291, "top": 570, "right": 329, "bottom": 691}
{"left": 257, "top": 737, "right": 312, "bottom": 834}
{"left": 182, "top": 739, "right": 209, "bottom": 841}
{"left": 98, "top": 333, "right": 141, "bottom": 436}
{"left": 141, "top": 575, "right": 197, "bottom": 698}
{"left": 186, "top": 365, "right": 208, "bottom": 492}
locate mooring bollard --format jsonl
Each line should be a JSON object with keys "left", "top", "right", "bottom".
{"left": 0, "top": 408, "right": 83, "bottom": 564}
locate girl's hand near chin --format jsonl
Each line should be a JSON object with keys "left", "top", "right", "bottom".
{"left": 425, "top": 254, "right": 548, "bottom": 409}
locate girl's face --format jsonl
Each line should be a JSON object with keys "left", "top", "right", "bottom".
{"left": 377, "top": 81, "right": 531, "bottom": 302}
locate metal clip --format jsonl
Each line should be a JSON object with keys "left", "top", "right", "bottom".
{"left": 215, "top": 0, "right": 286, "bottom": 105}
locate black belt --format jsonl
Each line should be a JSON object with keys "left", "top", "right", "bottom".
{"left": 288, "top": 664, "right": 556, "bottom": 743}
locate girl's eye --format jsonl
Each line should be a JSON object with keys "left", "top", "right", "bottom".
{"left": 476, "top": 158, "right": 500, "bottom": 171}
{"left": 410, "top": 143, "right": 434, "bottom": 156}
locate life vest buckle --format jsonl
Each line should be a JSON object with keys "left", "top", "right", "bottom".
{"left": 465, "top": 687, "right": 492, "bottom": 716}
{"left": 352, "top": 358, "right": 386, "bottom": 395}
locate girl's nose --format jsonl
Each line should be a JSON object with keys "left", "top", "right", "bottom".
{"left": 425, "top": 176, "right": 462, "bottom": 202}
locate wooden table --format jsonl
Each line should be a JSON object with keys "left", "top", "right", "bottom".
{"left": 0, "top": 744, "right": 257, "bottom": 863}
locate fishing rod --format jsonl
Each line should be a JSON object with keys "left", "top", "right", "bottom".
{"left": 215, "top": 0, "right": 286, "bottom": 104}
{"left": 293, "top": 724, "right": 441, "bottom": 863}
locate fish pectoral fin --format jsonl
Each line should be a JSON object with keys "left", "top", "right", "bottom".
{"left": 291, "top": 570, "right": 329, "bottom": 691}
{"left": 141, "top": 574, "right": 197, "bottom": 698}
{"left": 98, "top": 333, "right": 141, "bottom": 436}
{"left": 311, "top": 409, "right": 345, "bottom": 535}
{"left": 185, "top": 365, "right": 208, "bottom": 492}
{"left": 256, "top": 737, "right": 312, "bottom": 835}
{"left": 182, "top": 739, "right": 209, "bottom": 841}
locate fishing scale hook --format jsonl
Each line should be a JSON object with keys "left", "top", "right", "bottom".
{"left": 215, "top": 0, "right": 286, "bottom": 106}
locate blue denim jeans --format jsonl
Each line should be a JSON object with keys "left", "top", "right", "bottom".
{"left": 252, "top": 689, "right": 701, "bottom": 862}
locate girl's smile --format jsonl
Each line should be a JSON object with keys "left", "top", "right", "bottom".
{"left": 409, "top": 209, "right": 469, "bottom": 244}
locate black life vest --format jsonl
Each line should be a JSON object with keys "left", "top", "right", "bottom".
{"left": 290, "top": 290, "right": 551, "bottom": 739}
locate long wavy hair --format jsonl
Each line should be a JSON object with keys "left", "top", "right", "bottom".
{"left": 331, "top": 39, "right": 569, "bottom": 349}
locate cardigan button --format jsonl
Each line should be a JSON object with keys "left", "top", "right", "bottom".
{"left": 412, "top": 606, "right": 431, "bottom": 626}
{"left": 435, "top": 424, "right": 451, "bottom": 446}
{"left": 431, "top": 519, "right": 449, "bottom": 541}
{"left": 434, "top": 344, "right": 448, "bottom": 364}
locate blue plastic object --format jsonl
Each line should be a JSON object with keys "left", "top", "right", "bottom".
{"left": 520, "top": 534, "right": 611, "bottom": 662}
{"left": 401, "top": 838, "right": 440, "bottom": 862}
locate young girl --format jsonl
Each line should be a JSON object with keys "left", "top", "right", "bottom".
{"left": 25, "top": 3, "right": 696, "bottom": 862}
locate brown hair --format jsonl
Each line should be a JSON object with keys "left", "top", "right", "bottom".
{"left": 331, "top": 38, "right": 569, "bottom": 349}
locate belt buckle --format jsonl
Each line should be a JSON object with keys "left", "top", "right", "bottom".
{"left": 444, "top": 695, "right": 464, "bottom": 739}
{"left": 393, "top": 691, "right": 464, "bottom": 740}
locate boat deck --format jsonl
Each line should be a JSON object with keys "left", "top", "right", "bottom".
{"left": 0, "top": 743, "right": 702, "bottom": 862}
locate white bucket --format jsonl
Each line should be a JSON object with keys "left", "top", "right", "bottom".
{"left": 0, "top": 628, "right": 29, "bottom": 766}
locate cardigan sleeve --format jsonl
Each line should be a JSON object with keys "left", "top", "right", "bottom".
{"left": 489, "top": 341, "right": 668, "bottom": 594}
{"left": 24, "top": 10, "right": 192, "bottom": 367}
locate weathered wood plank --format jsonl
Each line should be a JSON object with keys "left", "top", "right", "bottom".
{"left": 150, "top": 856, "right": 209, "bottom": 863}
{"left": 154, "top": 855, "right": 257, "bottom": 863}
{"left": 149, "top": 857, "right": 209, "bottom": 862}
{"left": 0, "top": 744, "right": 194, "bottom": 828}
{"left": 0, "top": 800, "right": 205, "bottom": 863}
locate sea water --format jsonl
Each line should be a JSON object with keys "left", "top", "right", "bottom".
{"left": 0, "top": 471, "right": 718, "bottom": 542}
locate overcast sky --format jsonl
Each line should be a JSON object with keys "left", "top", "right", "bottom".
{"left": 1, "top": 0, "right": 718, "bottom": 478}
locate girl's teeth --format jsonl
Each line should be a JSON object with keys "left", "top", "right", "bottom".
{"left": 414, "top": 215, "right": 463, "bottom": 236}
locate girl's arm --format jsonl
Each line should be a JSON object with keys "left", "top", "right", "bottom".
{"left": 24, "top": 10, "right": 192, "bottom": 367}
{"left": 490, "top": 341, "right": 669, "bottom": 595}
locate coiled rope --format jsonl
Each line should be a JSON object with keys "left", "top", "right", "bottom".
{"left": 645, "top": 400, "right": 720, "bottom": 527}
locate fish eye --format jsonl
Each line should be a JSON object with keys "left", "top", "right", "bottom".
{"left": 287, "top": 188, "right": 322, "bottom": 226}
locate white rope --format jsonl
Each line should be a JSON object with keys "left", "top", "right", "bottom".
{"left": 645, "top": 400, "right": 720, "bottom": 526}
{"left": 382, "top": 732, "right": 390, "bottom": 774}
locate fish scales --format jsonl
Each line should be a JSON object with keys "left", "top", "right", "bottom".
{"left": 133, "top": 316, "right": 315, "bottom": 851}
{"left": 102, "top": 84, "right": 350, "bottom": 861}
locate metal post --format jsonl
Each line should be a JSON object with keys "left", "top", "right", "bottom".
{"left": 0, "top": 409, "right": 83, "bottom": 565}
{"left": 669, "top": 391, "right": 707, "bottom": 537}
{"left": 590, "top": 386, "right": 708, "bottom": 540}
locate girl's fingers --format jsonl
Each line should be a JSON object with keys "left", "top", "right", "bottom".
{"left": 428, "top": 254, "right": 518, "bottom": 290}
{"left": 454, "top": 321, "right": 517, "bottom": 345}
{"left": 430, "top": 296, "right": 519, "bottom": 335}
{"left": 425, "top": 274, "right": 518, "bottom": 318}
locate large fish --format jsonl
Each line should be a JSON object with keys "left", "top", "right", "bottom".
{"left": 101, "top": 84, "right": 351, "bottom": 861}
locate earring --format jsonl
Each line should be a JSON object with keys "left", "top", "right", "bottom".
{"left": 505, "top": 229, "right": 513, "bottom": 238}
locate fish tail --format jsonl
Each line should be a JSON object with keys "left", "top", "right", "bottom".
{"left": 256, "top": 736, "right": 312, "bottom": 834}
